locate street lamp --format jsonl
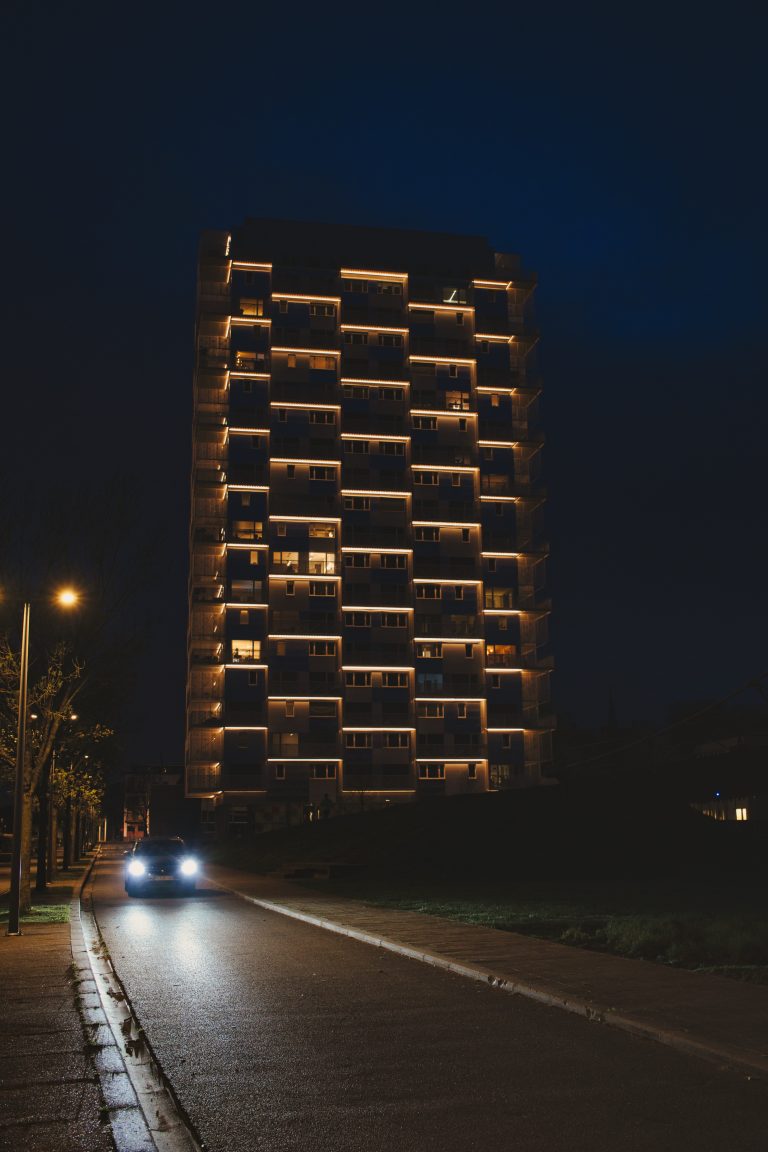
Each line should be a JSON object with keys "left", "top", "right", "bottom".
{"left": 7, "top": 588, "right": 79, "bottom": 936}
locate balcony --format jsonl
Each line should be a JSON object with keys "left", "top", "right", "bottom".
{"left": 411, "top": 446, "right": 476, "bottom": 467}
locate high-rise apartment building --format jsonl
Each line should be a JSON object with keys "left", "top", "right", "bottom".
{"left": 186, "top": 220, "right": 552, "bottom": 836}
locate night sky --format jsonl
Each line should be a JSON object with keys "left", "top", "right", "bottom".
{"left": 4, "top": 2, "right": 766, "bottom": 766}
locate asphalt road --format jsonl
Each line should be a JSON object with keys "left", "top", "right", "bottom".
{"left": 90, "top": 853, "right": 768, "bottom": 1152}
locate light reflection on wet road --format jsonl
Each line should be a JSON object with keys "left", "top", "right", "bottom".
{"left": 91, "top": 851, "right": 768, "bottom": 1152}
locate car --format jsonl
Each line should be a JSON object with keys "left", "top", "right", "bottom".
{"left": 124, "top": 837, "right": 200, "bottom": 896}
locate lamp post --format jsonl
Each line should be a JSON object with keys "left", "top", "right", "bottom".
{"left": 7, "top": 589, "right": 79, "bottom": 937}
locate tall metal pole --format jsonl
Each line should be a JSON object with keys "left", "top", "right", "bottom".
{"left": 8, "top": 602, "right": 30, "bottom": 936}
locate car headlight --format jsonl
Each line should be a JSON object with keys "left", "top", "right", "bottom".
{"left": 128, "top": 860, "right": 146, "bottom": 877}
{"left": 180, "top": 858, "right": 198, "bottom": 877}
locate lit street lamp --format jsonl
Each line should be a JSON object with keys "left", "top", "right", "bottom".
{"left": 7, "top": 588, "right": 79, "bottom": 937}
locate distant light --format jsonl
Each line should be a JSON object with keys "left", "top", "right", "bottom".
{"left": 180, "top": 858, "right": 198, "bottom": 876}
{"left": 57, "top": 588, "right": 78, "bottom": 607}
{"left": 715, "top": 791, "right": 720, "bottom": 798}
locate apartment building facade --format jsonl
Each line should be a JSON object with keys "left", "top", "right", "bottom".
{"left": 186, "top": 220, "right": 552, "bottom": 835}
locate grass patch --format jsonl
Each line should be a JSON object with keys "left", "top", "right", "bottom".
{"left": 0, "top": 903, "right": 70, "bottom": 924}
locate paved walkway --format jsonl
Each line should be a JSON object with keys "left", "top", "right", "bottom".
{"left": 0, "top": 865, "right": 114, "bottom": 1152}
{"left": 209, "top": 864, "right": 768, "bottom": 1078}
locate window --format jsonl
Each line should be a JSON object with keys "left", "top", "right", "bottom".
{"left": 467, "top": 762, "right": 477, "bottom": 780}
{"left": 498, "top": 616, "right": 508, "bottom": 631}
{"left": 309, "top": 552, "right": 336, "bottom": 575}
{"left": 456, "top": 312, "right": 464, "bottom": 326}
{"left": 380, "top": 553, "right": 406, "bottom": 568}
{"left": 490, "top": 674, "right": 501, "bottom": 689}
{"left": 346, "top": 732, "right": 372, "bottom": 748}
{"left": 285, "top": 701, "right": 295, "bottom": 717}
{"left": 452, "top": 473, "right": 461, "bottom": 487}
{"left": 231, "top": 640, "right": 261, "bottom": 662}
{"left": 286, "top": 581, "right": 295, "bottom": 596}
{"left": 344, "top": 496, "right": 370, "bottom": 511}
{"left": 416, "top": 672, "right": 444, "bottom": 690}
{"left": 344, "top": 553, "right": 370, "bottom": 568}
{"left": 279, "top": 299, "right": 289, "bottom": 313}
{"left": 491, "top": 394, "right": 500, "bottom": 408}
{"left": 278, "top": 408, "right": 287, "bottom": 422}
{"left": 414, "top": 471, "right": 438, "bottom": 485}
{"left": 241, "top": 492, "right": 252, "bottom": 506}
{"left": 287, "top": 354, "right": 297, "bottom": 369}
{"left": 414, "top": 526, "right": 440, "bottom": 542}
{"left": 461, "top": 528, "right": 470, "bottom": 543}
{"left": 380, "top": 441, "right": 405, "bottom": 455}
{"left": 240, "top": 298, "right": 264, "bottom": 316}
{"left": 736, "top": 807, "right": 748, "bottom": 821}
{"left": 310, "top": 354, "right": 336, "bottom": 370}
{"left": 275, "top": 641, "right": 287, "bottom": 655}
{"left": 309, "top": 303, "right": 336, "bottom": 317}
{"left": 312, "top": 764, "right": 337, "bottom": 778}
{"left": 243, "top": 380, "right": 253, "bottom": 393}
{"left": 250, "top": 550, "right": 261, "bottom": 565}
{"left": 309, "top": 581, "right": 335, "bottom": 597}
{"left": 286, "top": 464, "right": 296, "bottom": 479}
{"left": 381, "top": 613, "right": 407, "bottom": 628}
{"left": 417, "top": 702, "right": 444, "bottom": 718}
{"left": 345, "top": 439, "right": 369, "bottom": 454}
{"left": 345, "top": 612, "right": 371, "bottom": 627}
{"left": 416, "top": 642, "right": 442, "bottom": 658}
{"left": 490, "top": 764, "right": 510, "bottom": 788}
{"left": 309, "top": 700, "right": 337, "bottom": 717}
{"left": 465, "top": 644, "right": 474, "bottom": 658}
{"left": 459, "top": 418, "right": 467, "bottom": 431}
{"left": 275, "top": 764, "right": 286, "bottom": 780}
{"left": 310, "top": 466, "right": 335, "bottom": 481}
{"left": 457, "top": 703, "right": 467, "bottom": 718}
{"left": 419, "top": 762, "right": 445, "bottom": 779}
{"left": 378, "top": 387, "right": 404, "bottom": 400}
{"left": 385, "top": 732, "right": 409, "bottom": 748}
{"left": 413, "top": 416, "right": 437, "bottom": 430}
{"left": 309, "top": 410, "right": 336, "bottom": 424}
{"left": 273, "top": 550, "right": 298, "bottom": 570}
{"left": 485, "top": 588, "right": 513, "bottom": 609}
{"left": 483, "top": 447, "right": 494, "bottom": 461}
{"left": 376, "top": 281, "right": 402, "bottom": 295}
{"left": 248, "top": 670, "right": 260, "bottom": 687}
{"left": 449, "top": 364, "right": 458, "bottom": 379}
{"left": 382, "top": 672, "right": 408, "bottom": 687}
{"left": 344, "top": 331, "right": 369, "bottom": 345}
{"left": 454, "top": 586, "right": 464, "bottom": 600}
{"left": 416, "top": 585, "right": 441, "bottom": 600}
{"left": 309, "top": 523, "right": 336, "bottom": 538}
{"left": 343, "top": 384, "right": 369, "bottom": 398}
{"left": 443, "top": 287, "right": 467, "bottom": 304}
{"left": 446, "top": 391, "right": 469, "bottom": 411}
{"left": 346, "top": 671, "right": 371, "bottom": 687}
{"left": 232, "top": 521, "right": 262, "bottom": 541}
{"left": 309, "top": 640, "right": 336, "bottom": 656}
{"left": 502, "top": 733, "right": 512, "bottom": 748}
{"left": 487, "top": 558, "right": 496, "bottom": 572}
{"left": 377, "top": 333, "right": 403, "bottom": 347}
{"left": 239, "top": 610, "right": 249, "bottom": 625}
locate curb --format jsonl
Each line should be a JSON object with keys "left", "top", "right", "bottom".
{"left": 73, "top": 853, "right": 204, "bottom": 1152}
{"left": 213, "top": 882, "right": 768, "bottom": 1081}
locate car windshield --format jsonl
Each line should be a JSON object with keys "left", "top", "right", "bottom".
{"left": 134, "top": 839, "right": 186, "bottom": 856}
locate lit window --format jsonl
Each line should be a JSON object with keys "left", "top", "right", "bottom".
{"left": 240, "top": 298, "right": 264, "bottom": 316}
{"left": 239, "top": 610, "right": 249, "bottom": 625}
{"left": 231, "top": 640, "right": 261, "bottom": 662}
{"left": 287, "top": 354, "right": 297, "bottom": 368}
{"left": 285, "top": 701, "right": 295, "bottom": 717}
{"left": 309, "top": 523, "right": 336, "bottom": 538}
{"left": 736, "top": 807, "right": 748, "bottom": 821}
{"left": 310, "top": 355, "right": 336, "bottom": 370}
{"left": 491, "top": 394, "right": 500, "bottom": 408}
{"left": 416, "top": 642, "right": 442, "bottom": 659}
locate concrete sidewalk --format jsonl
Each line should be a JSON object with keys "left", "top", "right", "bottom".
{"left": 209, "top": 864, "right": 768, "bottom": 1079}
{"left": 0, "top": 866, "right": 114, "bottom": 1152}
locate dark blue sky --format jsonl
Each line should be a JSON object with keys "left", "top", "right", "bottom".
{"left": 4, "top": 2, "right": 767, "bottom": 762}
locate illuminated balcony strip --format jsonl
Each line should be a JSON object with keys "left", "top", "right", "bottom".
{"left": 478, "top": 440, "right": 518, "bottom": 448}
{"left": 486, "top": 668, "right": 520, "bottom": 674}
{"left": 342, "top": 488, "right": 410, "bottom": 498}
{"left": 341, "top": 324, "right": 409, "bottom": 334}
{"left": 409, "top": 355, "right": 476, "bottom": 366}
{"left": 341, "top": 605, "right": 413, "bottom": 612}
{"left": 224, "top": 663, "right": 267, "bottom": 670}
{"left": 473, "top": 279, "right": 513, "bottom": 289}
{"left": 232, "top": 260, "right": 272, "bottom": 270}
{"left": 268, "top": 635, "right": 343, "bottom": 641}
{"left": 482, "top": 551, "right": 521, "bottom": 557}
{"left": 476, "top": 386, "right": 516, "bottom": 395}
{"left": 343, "top": 666, "right": 414, "bottom": 672}
{"left": 483, "top": 609, "right": 522, "bottom": 615}
{"left": 267, "top": 697, "right": 342, "bottom": 702}
{"left": 269, "top": 401, "right": 341, "bottom": 411}
{"left": 272, "top": 292, "right": 341, "bottom": 304}
{"left": 228, "top": 484, "right": 269, "bottom": 492}
{"left": 343, "top": 727, "right": 415, "bottom": 732}
{"left": 340, "top": 789, "right": 417, "bottom": 795}
{"left": 408, "top": 302, "right": 476, "bottom": 314}
{"left": 415, "top": 758, "right": 488, "bottom": 763}
{"left": 224, "top": 726, "right": 268, "bottom": 731}
{"left": 412, "top": 520, "right": 479, "bottom": 528}
{"left": 230, "top": 316, "right": 271, "bottom": 327}
{"left": 272, "top": 346, "right": 341, "bottom": 356}
{"left": 487, "top": 727, "right": 526, "bottom": 732}
{"left": 268, "top": 574, "right": 342, "bottom": 581}
{"left": 226, "top": 543, "right": 269, "bottom": 550}
{"left": 271, "top": 457, "right": 341, "bottom": 466}
{"left": 411, "top": 464, "right": 476, "bottom": 473}
{"left": 475, "top": 333, "right": 515, "bottom": 343}
{"left": 268, "top": 758, "right": 343, "bottom": 763}
{"left": 230, "top": 371, "right": 270, "bottom": 379}
{"left": 229, "top": 427, "right": 270, "bottom": 435}
{"left": 224, "top": 602, "right": 268, "bottom": 609}
{"left": 341, "top": 432, "right": 410, "bottom": 442}
{"left": 413, "top": 578, "right": 482, "bottom": 584}
{"left": 341, "top": 377, "right": 409, "bottom": 387}
{"left": 268, "top": 514, "right": 341, "bottom": 522}
{"left": 410, "top": 409, "right": 477, "bottom": 418}
{"left": 414, "top": 697, "right": 486, "bottom": 702}
{"left": 341, "top": 546, "right": 412, "bottom": 554}
{"left": 340, "top": 268, "right": 408, "bottom": 281}
{"left": 480, "top": 495, "right": 518, "bottom": 503}
{"left": 414, "top": 637, "right": 484, "bottom": 643}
